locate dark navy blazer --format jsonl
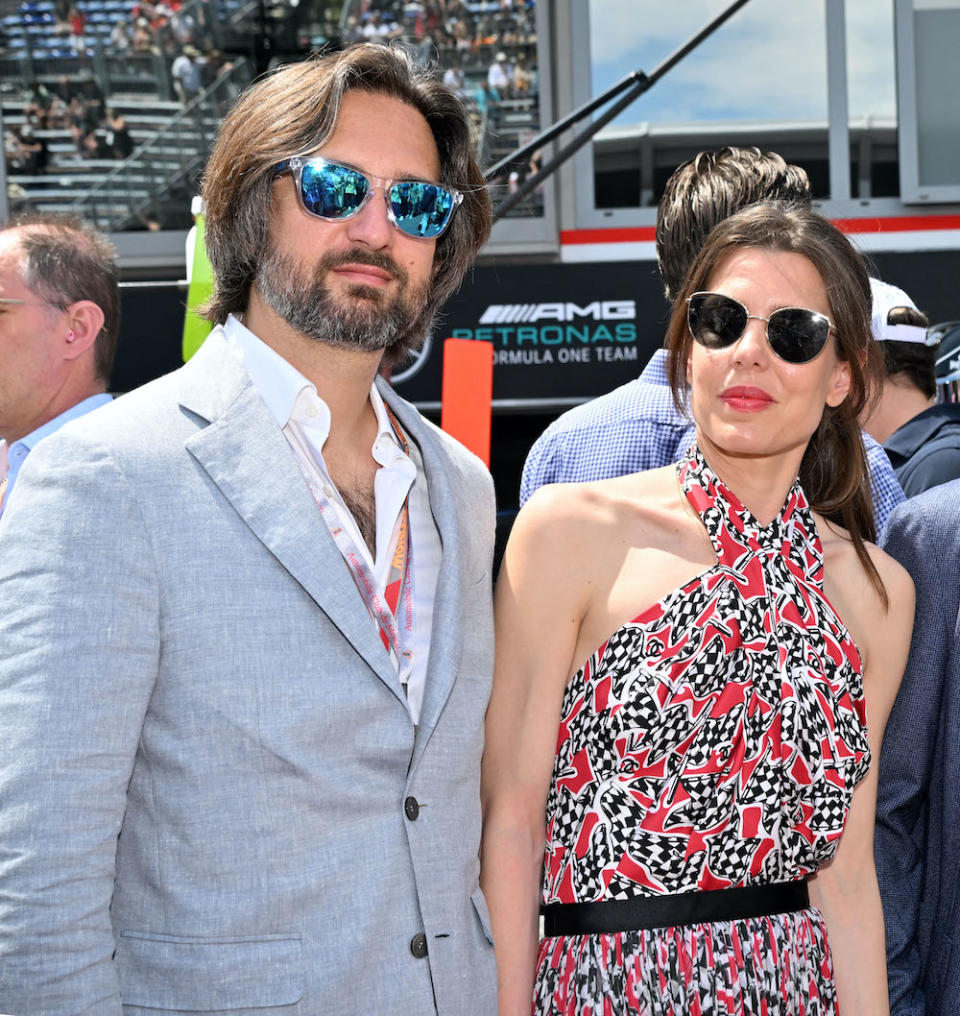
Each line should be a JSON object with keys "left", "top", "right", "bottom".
{"left": 877, "top": 478, "right": 960, "bottom": 1016}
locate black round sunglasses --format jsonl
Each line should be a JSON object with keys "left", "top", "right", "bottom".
{"left": 686, "top": 291, "right": 835, "bottom": 365}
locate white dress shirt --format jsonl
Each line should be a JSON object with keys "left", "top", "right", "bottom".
{"left": 223, "top": 314, "right": 440, "bottom": 722}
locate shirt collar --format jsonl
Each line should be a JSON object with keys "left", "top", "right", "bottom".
{"left": 224, "top": 313, "right": 313, "bottom": 428}
{"left": 368, "top": 383, "right": 408, "bottom": 467}
{"left": 641, "top": 348, "right": 670, "bottom": 386}
{"left": 884, "top": 403, "right": 960, "bottom": 458}
{"left": 223, "top": 313, "right": 405, "bottom": 461}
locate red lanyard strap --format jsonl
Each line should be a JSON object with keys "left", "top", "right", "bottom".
{"left": 307, "top": 408, "right": 415, "bottom": 688}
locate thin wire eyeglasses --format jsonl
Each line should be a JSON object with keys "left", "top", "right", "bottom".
{"left": 0, "top": 296, "right": 67, "bottom": 309}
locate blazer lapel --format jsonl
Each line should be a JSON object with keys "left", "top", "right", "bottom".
{"left": 381, "top": 382, "right": 466, "bottom": 759}
{"left": 178, "top": 332, "right": 405, "bottom": 707}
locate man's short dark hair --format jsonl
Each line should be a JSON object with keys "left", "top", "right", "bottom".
{"left": 656, "top": 147, "right": 812, "bottom": 302}
{"left": 201, "top": 43, "right": 492, "bottom": 363}
{"left": 4, "top": 213, "right": 120, "bottom": 383}
{"left": 881, "top": 305, "right": 936, "bottom": 399}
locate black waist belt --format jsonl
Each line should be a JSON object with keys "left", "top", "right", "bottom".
{"left": 541, "top": 879, "right": 810, "bottom": 937}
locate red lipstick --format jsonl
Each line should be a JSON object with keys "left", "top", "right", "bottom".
{"left": 720, "top": 385, "right": 775, "bottom": 413}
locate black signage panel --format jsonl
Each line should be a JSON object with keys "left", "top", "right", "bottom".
{"left": 113, "top": 252, "right": 960, "bottom": 406}
{"left": 871, "top": 250, "right": 960, "bottom": 327}
{"left": 111, "top": 283, "right": 188, "bottom": 394}
{"left": 392, "top": 260, "right": 669, "bottom": 405}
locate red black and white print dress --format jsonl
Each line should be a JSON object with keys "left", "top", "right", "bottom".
{"left": 534, "top": 445, "right": 871, "bottom": 1016}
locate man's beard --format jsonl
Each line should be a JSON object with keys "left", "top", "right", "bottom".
{"left": 254, "top": 244, "right": 432, "bottom": 355}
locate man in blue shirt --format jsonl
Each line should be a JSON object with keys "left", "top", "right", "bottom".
{"left": 520, "top": 147, "right": 904, "bottom": 533}
{"left": 0, "top": 213, "right": 118, "bottom": 518}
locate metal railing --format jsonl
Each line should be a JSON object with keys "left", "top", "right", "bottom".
{"left": 74, "top": 57, "right": 250, "bottom": 231}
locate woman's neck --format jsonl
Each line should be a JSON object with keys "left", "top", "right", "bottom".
{"left": 694, "top": 433, "right": 807, "bottom": 527}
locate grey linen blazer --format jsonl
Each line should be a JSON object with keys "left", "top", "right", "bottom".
{"left": 0, "top": 329, "right": 498, "bottom": 1016}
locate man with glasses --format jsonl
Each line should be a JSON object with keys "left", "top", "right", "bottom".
{"left": 0, "top": 45, "right": 495, "bottom": 1015}
{"left": 0, "top": 212, "right": 118, "bottom": 520}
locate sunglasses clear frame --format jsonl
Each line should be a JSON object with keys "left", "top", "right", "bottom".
{"left": 274, "top": 156, "right": 464, "bottom": 240}
{"left": 686, "top": 291, "right": 836, "bottom": 365}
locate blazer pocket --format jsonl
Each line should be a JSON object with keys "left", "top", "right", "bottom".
{"left": 117, "top": 930, "right": 303, "bottom": 1010}
{"left": 470, "top": 886, "right": 495, "bottom": 946}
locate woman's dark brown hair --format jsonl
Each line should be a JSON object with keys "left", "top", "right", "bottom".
{"left": 665, "top": 201, "right": 887, "bottom": 603}
{"left": 201, "top": 43, "right": 491, "bottom": 362}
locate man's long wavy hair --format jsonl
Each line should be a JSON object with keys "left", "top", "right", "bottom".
{"left": 201, "top": 44, "right": 491, "bottom": 364}
{"left": 665, "top": 202, "right": 887, "bottom": 604}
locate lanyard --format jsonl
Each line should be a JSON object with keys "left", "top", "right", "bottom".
{"left": 307, "top": 409, "right": 415, "bottom": 689}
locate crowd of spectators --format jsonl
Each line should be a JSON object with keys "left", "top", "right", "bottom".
{"left": 2, "top": 0, "right": 538, "bottom": 224}
{"left": 342, "top": 1, "right": 536, "bottom": 88}
{"left": 1, "top": 0, "right": 234, "bottom": 86}
{"left": 3, "top": 2, "right": 238, "bottom": 179}
{"left": 335, "top": 1, "right": 540, "bottom": 204}
{"left": 4, "top": 73, "right": 138, "bottom": 174}
{"left": 342, "top": 0, "right": 535, "bottom": 51}
{"left": 45, "top": 0, "right": 205, "bottom": 57}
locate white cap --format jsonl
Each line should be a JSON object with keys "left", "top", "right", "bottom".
{"left": 870, "top": 277, "right": 928, "bottom": 344}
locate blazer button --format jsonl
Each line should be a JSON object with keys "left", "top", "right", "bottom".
{"left": 410, "top": 932, "right": 428, "bottom": 958}
{"left": 404, "top": 796, "right": 420, "bottom": 820}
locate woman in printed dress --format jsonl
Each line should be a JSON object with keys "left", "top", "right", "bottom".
{"left": 480, "top": 203, "right": 914, "bottom": 1016}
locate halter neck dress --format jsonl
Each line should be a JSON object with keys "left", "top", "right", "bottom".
{"left": 534, "top": 445, "right": 871, "bottom": 1016}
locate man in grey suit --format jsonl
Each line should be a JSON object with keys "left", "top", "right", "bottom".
{"left": 0, "top": 45, "right": 496, "bottom": 1015}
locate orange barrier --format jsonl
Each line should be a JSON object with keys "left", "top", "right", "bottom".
{"left": 440, "top": 338, "right": 494, "bottom": 466}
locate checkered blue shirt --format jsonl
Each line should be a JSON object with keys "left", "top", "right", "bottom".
{"left": 520, "top": 350, "right": 905, "bottom": 536}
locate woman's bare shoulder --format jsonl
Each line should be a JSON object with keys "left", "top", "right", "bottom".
{"left": 505, "top": 466, "right": 686, "bottom": 602}
{"left": 816, "top": 516, "right": 915, "bottom": 674}
{"left": 519, "top": 465, "right": 680, "bottom": 538}
{"left": 817, "top": 517, "right": 914, "bottom": 612}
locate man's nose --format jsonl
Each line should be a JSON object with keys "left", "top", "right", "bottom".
{"left": 344, "top": 189, "right": 393, "bottom": 250}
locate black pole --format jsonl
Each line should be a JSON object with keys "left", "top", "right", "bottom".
{"left": 490, "top": 0, "right": 753, "bottom": 220}
{"left": 483, "top": 69, "right": 647, "bottom": 184}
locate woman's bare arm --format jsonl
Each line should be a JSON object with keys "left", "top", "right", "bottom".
{"left": 480, "top": 486, "right": 596, "bottom": 1016}
{"left": 811, "top": 545, "right": 915, "bottom": 1016}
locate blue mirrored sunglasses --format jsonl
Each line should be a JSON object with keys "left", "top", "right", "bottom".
{"left": 274, "top": 156, "right": 463, "bottom": 240}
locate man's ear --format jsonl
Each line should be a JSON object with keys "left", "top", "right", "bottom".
{"left": 61, "top": 300, "right": 105, "bottom": 362}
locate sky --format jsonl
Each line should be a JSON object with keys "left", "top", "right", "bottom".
{"left": 588, "top": 0, "right": 897, "bottom": 127}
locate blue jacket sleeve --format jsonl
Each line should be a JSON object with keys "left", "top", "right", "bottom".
{"left": 876, "top": 496, "right": 953, "bottom": 1016}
